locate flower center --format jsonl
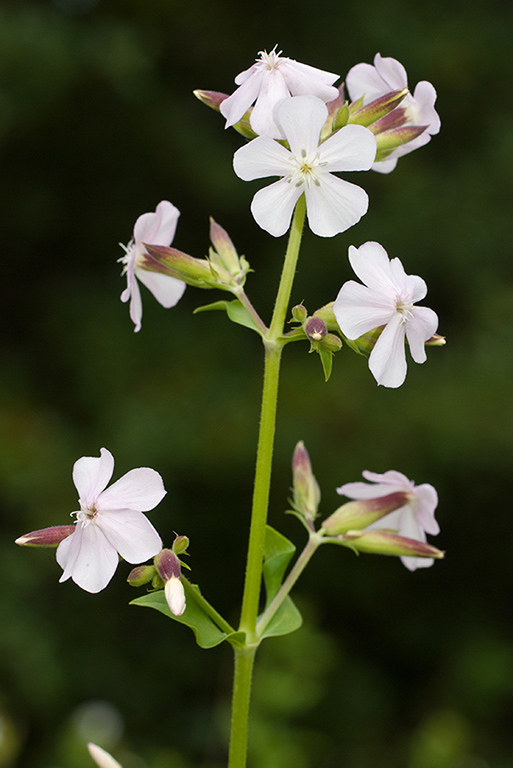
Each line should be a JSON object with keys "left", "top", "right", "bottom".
{"left": 258, "top": 46, "right": 283, "bottom": 71}
{"left": 288, "top": 148, "right": 327, "bottom": 188}
{"left": 396, "top": 298, "right": 414, "bottom": 322}
{"left": 75, "top": 502, "right": 98, "bottom": 523}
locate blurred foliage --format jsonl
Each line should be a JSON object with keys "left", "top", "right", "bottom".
{"left": 2, "top": 0, "right": 513, "bottom": 766}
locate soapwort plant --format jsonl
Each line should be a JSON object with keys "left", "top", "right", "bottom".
{"left": 17, "top": 48, "right": 446, "bottom": 768}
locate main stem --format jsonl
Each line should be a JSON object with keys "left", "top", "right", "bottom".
{"left": 228, "top": 196, "right": 306, "bottom": 768}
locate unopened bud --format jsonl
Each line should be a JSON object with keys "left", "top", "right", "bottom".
{"left": 208, "top": 218, "right": 250, "bottom": 284}
{"left": 338, "top": 529, "right": 445, "bottom": 560}
{"left": 193, "top": 89, "right": 227, "bottom": 112}
{"left": 143, "top": 245, "right": 214, "bottom": 288}
{"left": 426, "top": 333, "right": 446, "bottom": 346}
{"left": 172, "top": 534, "right": 190, "bottom": 555}
{"left": 291, "top": 304, "right": 308, "bottom": 324}
{"left": 311, "top": 303, "right": 340, "bottom": 332}
{"left": 305, "top": 316, "right": 327, "bottom": 342}
{"left": 291, "top": 441, "right": 321, "bottom": 523}
{"left": 154, "top": 549, "right": 186, "bottom": 616}
{"left": 322, "top": 491, "right": 411, "bottom": 536}
{"left": 127, "top": 564, "right": 155, "bottom": 587}
{"left": 349, "top": 88, "right": 409, "bottom": 128}
{"left": 15, "top": 525, "right": 75, "bottom": 548}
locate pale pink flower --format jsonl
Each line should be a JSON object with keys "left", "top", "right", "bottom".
{"left": 88, "top": 744, "right": 123, "bottom": 768}
{"left": 338, "top": 470, "right": 439, "bottom": 571}
{"left": 56, "top": 448, "right": 164, "bottom": 593}
{"left": 346, "top": 53, "right": 440, "bottom": 173}
{"left": 220, "top": 46, "right": 339, "bottom": 139}
{"left": 333, "top": 242, "right": 438, "bottom": 387}
{"left": 233, "top": 96, "right": 376, "bottom": 238}
{"left": 119, "top": 200, "right": 186, "bottom": 332}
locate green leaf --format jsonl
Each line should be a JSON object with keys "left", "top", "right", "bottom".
{"left": 131, "top": 582, "right": 245, "bottom": 650}
{"left": 262, "top": 525, "right": 296, "bottom": 609}
{"left": 318, "top": 347, "right": 333, "bottom": 382}
{"left": 260, "top": 595, "right": 303, "bottom": 639}
{"left": 194, "top": 300, "right": 262, "bottom": 335}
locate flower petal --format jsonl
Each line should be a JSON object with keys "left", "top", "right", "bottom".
{"left": 346, "top": 62, "right": 388, "bottom": 103}
{"left": 233, "top": 136, "right": 292, "bottom": 181}
{"left": 56, "top": 522, "right": 119, "bottom": 593}
{"left": 348, "top": 242, "right": 399, "bottom": 295}
{"left": 250, "top": 70, "right": 290, "bottom": 137}
{"left": 333, "top": 280, "right": 394, "bottom": 338}
{"left": 98, "top": 467, "right": 166, "bottom": 512}
{"left": 281, "top": 59, "right": 339, "bottom": 95}
{"left": 73, "top": 448, "right": 115, "bottom": 508}
{"left": 277, "top": 95, "right": 328, "bottom": 156}
{"left": 134, "top": 201, "right": 180, "bottom": 247}
{"left": 412, "top": 81, "right": 441, "bottom": 134}
{"left": 368, "top": 313, "right": 408, "bottom": 387}
{"left": 304, "top": 174, "right": 369, "bottom": 237}
{"left": 406, "top": 306, "right": 439, "bottom": 363}
{"left": 135, "top": 268, "right": 186, "bottom": 309}
{"left": 319, "top": 124, "right": 377, "bottom": 172}
{"left": 88, "top": 743, "right": 123, "bottom": 768}
{"left": 414, "top": 483, "right": 440, "bottom": 534}
{"left": 373, "top": 53, "right": 408, "bottom": 91}
{"left": 220, "top": 68, "right": 264, "bottom": 127}
{"left": 95, "top": 508, "right": 162, "bottom": 563}
{"left": 250, "top": 179, "right": 303, "bottom": 237}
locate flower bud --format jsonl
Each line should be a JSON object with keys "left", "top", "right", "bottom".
{"left": 305, "top": 316, "right": 327, "bottom": 342}
{"left": 126, "top": 564, "right": 156, "bottom": 587}
{"left": 172, "top": 534, "right": 190, "bottom": 555}
{"left": 291, "top": 441, "right": 321, "bottom": 524}
{"left": 291, "top": 303, "right": 308, "bottom": 324}
{"left": 349, "top": 88, "right": 409, "bottom": 128}
{"left": 373, "top": 124, "right": 428, "bottom": 154}
{"left": 208, "top": 218, "right": 251, "bottom": 284}
{"left": 154, "top": 549, "right": 186, "bottom": 616}
{"left": 426, "top": 333, "right": 446, "bottom": 346}
{"left": 193, "top": 89, "right": 227, "bottom": 112}
{"left": 337, "top": 529, "right": 445, "bottom": 560}
{"left": 15, "top": 525, "right": 75, "bottom": 548}
{"left": 143, "top": 245, "right": 215, "bottom": 288}
{"left": 322, "top": 491, "right": 411, "bottom": 535}
{"left": 311, "top": 303, "right": 340, "bottom": 332}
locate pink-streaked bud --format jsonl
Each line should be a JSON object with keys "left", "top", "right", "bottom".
{"left": 373, "top": 124, "right": 428, "bottom": 155}
{"left": 322, "top": 492, "right": 411, "bottom": 536}
{"left": 426, "top": 333, "right": 446, "bottom": 346}
{"left": 142, "top": 245, "right": 215, "bottom": 288}
{"left": 349, "top": 88, "right": 409, "bottom": 128}
{"left": 338, "top": 529, "right": 445, "bottom": 560}
{"left": 193, "top": 89, "right": 228, "bottom": 112}
{"left": 164, "top": 577, "right": 186, "bottom": 617}
{"left": 305, "top": 316, "right": 327, "bottom": 342}
{"left": 291, "top": 441, "right": 321, "bottom": 524}
{"left": 15, "top": 525, "right": 75, "bottom": 548}
{"left": 87, "top": 743, "right": 123, "bottom": 768}
{"left": 154, "top": 549, "right": 186, "bottom": 616}
{"left": 208, "top": 218, "right": 250, "bottom": 282}
{"left": 126, "top": 564, "right": 155, "bottom": 587}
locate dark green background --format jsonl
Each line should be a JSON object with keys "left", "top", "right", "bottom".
{"left": 2, "top": 0, "right": 513, "bottom": 766}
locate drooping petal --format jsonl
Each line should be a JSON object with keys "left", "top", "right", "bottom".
{"left": 333, "top": 280, "right": 394, "bottom": 338}
{"left": 220, "top": 69, "right": 264, "bottom": 127}
{"left": 233, "top": 136, "right": 292, "bottom": 180}
{"left": 99, "top": 467, "right": 166, "bottom": 512}
{"left": 250, "top": 70, "right": 290, "bottom": 137}
{"left": 277, "top": 95, "right": 328, "bottom": 156}
{"left": 397, "top": 511, "right": 433, "bottom": 571}
{"left": 412, "top": 81, "right": 441, "bottom": 134}
{"left": 319, "top": 125, "right": 377, "bottom": 172}
{"left": 362, "top": 469, "right": 412, "bottom": 488}
{"left": 305, "top": 174, "right": 369, "bottom": 237}
{"left": 406, "top": 306, "right": 439, "bottom": 363}
{"left": 337, "top": 480, "right": 400, "bottom": 499}
{"left": 134, "top": 201, "right": 180, "bottom": 247}
{"left": 56, "top": 521, "right": 119, "bottom": 593}
{"left": 135, "top": 268, "right": 186, "bottom": 309}
{"left": 95, "top": 508, "right": 162, "bottom": 564}
{"left": 368, "top": 312, "right": 407, "bottom": 387}
{"left": 73, "top": 448, "right": 115, "bottom": 508}
{"left": 413, "top": 483, "right": 440, "bottom": 534}
{"left": 281, "top": 59, "right": 339, "bottom": 95}
{"left": 122, "top": 273, "right": 143, "bottom": 333}
{"left": 346, "top": 62, "right": 388, "bottom": 103}
{"left": 373, "top": 53, "right": 408, "bottom": 91}
{"left": 250, "top": 179, "right": 303, "bottom": 237}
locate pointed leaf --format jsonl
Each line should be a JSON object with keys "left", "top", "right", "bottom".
{"left": 262, "top": 525, "right": 296, "bottom": 608}
{"left": 194, "top": 300, "right": 262, "bottom": 334}
{"left": 318, "top": 347, "right": 333, "bottom": 381}
{"left": 131, "top": 582, "right": 244, "bottom": 649}
{"left": 260, "top": 595, "right": 303, "bottom": 639}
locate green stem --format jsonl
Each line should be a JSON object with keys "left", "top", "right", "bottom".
{"left": 228, "top": 197, "right": 307, "bottom": 768}
{"left": 182, "top": 577, "right": 239, "bottom": 639}
{"left": 228, "top": 647, "right": 257, "bottom": 768}
{"left": 256, "top": 533, "right": 322, "bottom": 637}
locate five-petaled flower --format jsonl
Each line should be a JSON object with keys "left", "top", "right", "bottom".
{"left": 119, "top": 200, "right": 186, "bottom": 332}
{"left": 233, "top": 95, "right": 377, "bottom": 238}
{"left": 220, "top": 46, "right": 340, "bottom": 139}
{"left": 346, "top": 53, "right": 440, "bottom": 173}
{"left": 333, "top": 241, "right": 438, "bottom": 387}
{"left": 57, "top": 448, "right": 165, "bottom": 593}
{"left": 337, "top": 469, "right": 440, "bottom": 570}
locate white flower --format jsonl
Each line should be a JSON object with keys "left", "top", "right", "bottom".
{"left": 346, "top": 53, "right": 440, "bottom": 173}
{"left": 233, "top": 96, "right": 376, "bottom": 238}
{"left": 88, "top": 743, "right": 123, "bottom": 768}
{"left": 56, "top": 448, "right": 164, "bottom": 593}
{"left": 220, "top": 46, "right": 339, "bottom": 139}
{"left": 119, "top": 200, "right": 186, "bottom": 332}
{"left": 337, "top": 470, "right": 439, "bottom": 571}
{"left": 165, "top": 577, "right": 186, "bottom": 617}
{"left": 333, "top": 242, "right": 438, "bottom": 388}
